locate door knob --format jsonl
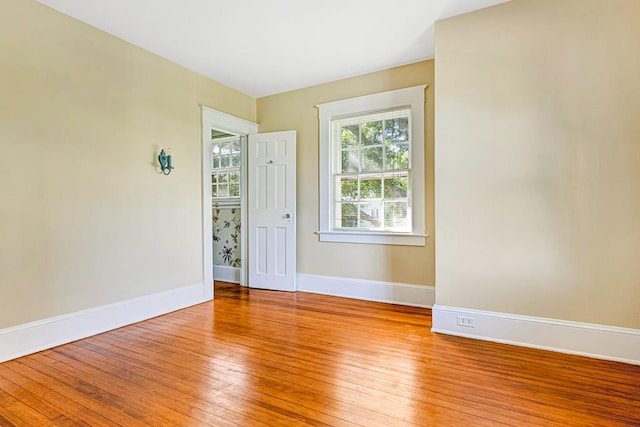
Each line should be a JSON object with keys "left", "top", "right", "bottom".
{"left": 284, "top": 213, "right": 291, "bottom": 219}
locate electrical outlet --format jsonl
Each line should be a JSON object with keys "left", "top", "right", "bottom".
{"left": 457, "top": 316, "right": 476, "bottom": 328}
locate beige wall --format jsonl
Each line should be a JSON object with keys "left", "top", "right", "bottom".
{"left": 435, "top": 0, "right": 640, "bottom": 328}
{"left": 257, "top": 61, "right": 435, "bottom": 285}
{"left": 0, "top": 0, "right": 255, "bottom": 328}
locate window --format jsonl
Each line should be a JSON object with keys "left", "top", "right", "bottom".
{"left": 334, "top": 109, "right": 412, "bottom": 231}
{"left": 317, "top": 85, "right": 426, "bottom": 246}
{"left": 212, "top": 136, "right": 242, "bottom": 199}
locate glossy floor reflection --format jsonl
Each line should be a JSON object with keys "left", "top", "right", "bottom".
{"left": 0, "top": 281, "right": 638, "bottom": 426}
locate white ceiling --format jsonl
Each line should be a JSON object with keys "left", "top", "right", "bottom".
{"left": 36, "top": 0, "right": 510, "bottom": 98}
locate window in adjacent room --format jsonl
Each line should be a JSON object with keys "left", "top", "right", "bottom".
{"left": 211, "top": 136, "right": 242, "bottom": 199}
{"left": 316, "top": 85, "right": 426, "bottom": 246}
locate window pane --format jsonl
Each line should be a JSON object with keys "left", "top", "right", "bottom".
{"left": 385, "top": 143, "right": 409, "bottom": 170}
{"left": 218, "top": 184, "right": 229, "bottom": 197}
{"left": 361, "top": 147, "right": 383, "bottom": 172}
{"left": 221, "top": 155, "right": 230, "bottom": 168}
{"left": 211, "top": 173, "right": 217, "bottom": 184}
{"left": 231, "top": 153, "right": 240, "bottom": 167}
{"left": 341, "top": 125, "right": 359, "bottom": 148}
{"left": 341, "top": 150, "right": 359, "bottom": 173}
{"left": 230, "top": 183, "right": 240, "bottom": 197}
{"left": 340, "top": 203, "right": 358, "bottom": 228}
{"left": 339, "top": 177, "right": 358, "bottom": 201}
{"left": 212, "top": 185, "right": 217, "bottom": 197}
{"left": 212, "top": 157, "right": 220, "bottom": 169}
{"left": 384, "top": 117, "right": 409, "bottom": 143}
{"left": 212, "top": 143, "right": 220, "bottom": 155}
{"left": 358, "top": 202, "right": 382, "bottom": 229}
{"left": 359, "top": 177, "right": 382, "bottom": 199}
{"left": 361, "top": 121, "right": 383, "bottom": 146}
{"left": 384, "top": 175, "right": 408, "bottom": 199}
{"left": 220, "top": 143, "right": 232, "bottom": 155}
{"left": 231, "top": 139, "right": 241, "bottom": 153}
{"left": 384, "top": 201, "right": 409, "bottom": 229}
{"left": 229, "top": 171, "right": 240, "bottom": 183}
{"left": 219, "top": 172, "right": 228, "bottom": 183}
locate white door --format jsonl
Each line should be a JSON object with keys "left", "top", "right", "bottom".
{"left": 248, "top": 131, "right": 296, "bottom": 291}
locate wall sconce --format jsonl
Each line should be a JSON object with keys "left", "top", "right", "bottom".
{"left": 158, "top": 148, "right": 174, "bottom": 175}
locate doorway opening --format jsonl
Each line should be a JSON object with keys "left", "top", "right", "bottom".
{"left": 201, "top": 107, "right": 297, "bottom": 297}
{"left": 201, "top": 107, "right": 258, "bottom": 299}
{"left": 211, "top": 132, "right": 244, "bottom": 285}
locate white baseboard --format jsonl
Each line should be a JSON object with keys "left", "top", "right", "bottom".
{"left": 0, "top": 282, "right": 208, "bottom": 363}
{"left": 432, "top": 305, "right": 640, "bottom": 366}
{"left": 213, "top": 265, "right": 240, "bottom": 284}
{"left": 297, "top": 273, "right": 434, "bottom": 308}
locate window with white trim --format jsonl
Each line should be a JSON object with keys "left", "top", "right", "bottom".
{"left": 317, "top": 85, "right": 426, "bottom": 246}
{"left": 211, "top": 136, "right": 241, "bottom": 199}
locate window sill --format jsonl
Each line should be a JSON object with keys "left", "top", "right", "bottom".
{"left": 317, "top": 231, "right": 427, "bottom": 246}
{"left": 213, "top": 199, "right": 241, "bottom": 208}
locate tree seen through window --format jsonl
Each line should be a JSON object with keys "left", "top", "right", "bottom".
{"left": 334, "top": 109, "right": 411, "bottom": 231}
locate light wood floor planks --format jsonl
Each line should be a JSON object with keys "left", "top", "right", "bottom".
{"left": 0, "top": 281, "right": 639, "bottom": 426}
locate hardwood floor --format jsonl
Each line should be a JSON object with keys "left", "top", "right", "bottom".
{"left": 0, "top": 282, "right": 639, "bottom": 426}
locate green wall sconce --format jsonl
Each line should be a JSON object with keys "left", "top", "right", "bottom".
{"left": 158, "top": 148, "right": 174, "bottom": 175}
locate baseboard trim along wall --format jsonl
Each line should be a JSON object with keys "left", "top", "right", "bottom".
{"left": 432, "top": 304, "right": 640, "bottom": 366}
{"left": 297, "top": 273, "right": 435, "bottom": 308}
{"left": 213, "top": 265, "right": 240, "bottom": 284}
{"left": 0, "top": 282, "right": 208, "bottom": 363}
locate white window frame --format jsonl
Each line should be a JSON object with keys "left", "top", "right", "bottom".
{"left": 211, "top": 135, "right": 243, "bottom": 203}
{"left": 317, "top": 85, "right": 427, "bottom": 246}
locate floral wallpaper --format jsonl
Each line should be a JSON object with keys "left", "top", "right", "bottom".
{"left": 213, "top": 207, "right": 241, "bottom": 267}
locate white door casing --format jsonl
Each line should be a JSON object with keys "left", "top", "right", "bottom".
{"left": 248, "top": 131, "right": 296, "bottom": 291}
{"left": 201, "top": 106, "right": 258, "bottom": 298}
